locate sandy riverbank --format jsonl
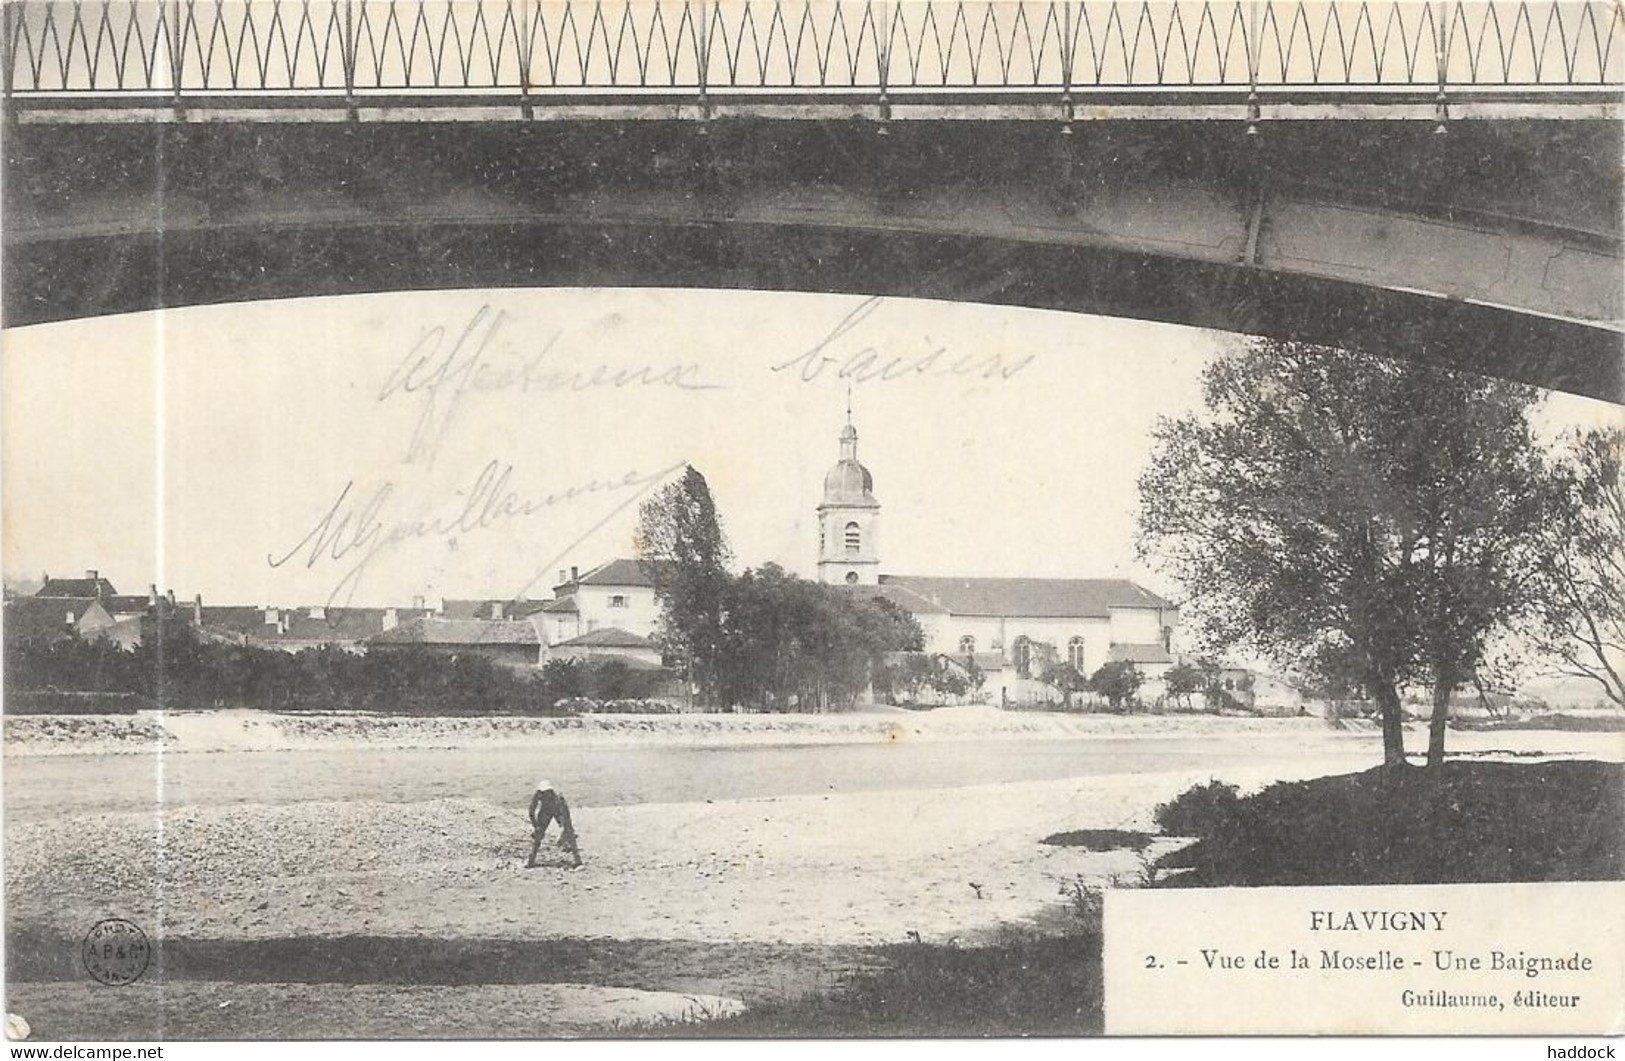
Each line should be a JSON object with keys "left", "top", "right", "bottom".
{"left": 7, "top": 725, "right": 1619, "bottom": 1037}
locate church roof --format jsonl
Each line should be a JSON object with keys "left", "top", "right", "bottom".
{"left": 1110, "top": 642, "right": 1176, "bottom": 664}
{"left": 821, "top": 459, "right": 878, "bottom": 508}
{"left": 878, "top": 575, "right": 1174, "bottom": 619}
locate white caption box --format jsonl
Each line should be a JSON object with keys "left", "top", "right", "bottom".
{"left": 1104, "top": 882, "right": 1625, "bottom": 1035}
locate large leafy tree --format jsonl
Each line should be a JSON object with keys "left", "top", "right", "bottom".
{"left": 716, "top": 564, "right": 920, "bottom": 712}
{"left": 634, "top": 464, "right": 733, "bottom": 704}
{"left": 1138, "top": 339, "right": 1565, "bottom": 768}
{"left": 1535, "top": 428, "right": 1625, "bottom": 707}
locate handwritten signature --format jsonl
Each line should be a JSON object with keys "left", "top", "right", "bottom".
{"left": 378, "top": 304, "right": 722, "bottom": 466}
{"left": 770, "top": 296, "right": 1037, "bottom": 384}
{"left": 268, "top": 459, "right": 684, "bottom": 609}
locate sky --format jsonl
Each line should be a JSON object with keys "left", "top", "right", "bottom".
{"left": 2, "top": 287, "right": 1617, "bottom": 613}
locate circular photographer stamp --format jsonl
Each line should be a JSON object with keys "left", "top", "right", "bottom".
{"left": 82, "top": 919, "right": 150, "bottom": 987}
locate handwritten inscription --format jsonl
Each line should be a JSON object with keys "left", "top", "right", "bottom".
{"left": 268, "top": 459, "right": 680, "bottom": 607}
{"left": 771, "top": 296, "right": 1037, "bottom": 384}
{"left": 378, "top": 304, "right": 720, "bottom": 465}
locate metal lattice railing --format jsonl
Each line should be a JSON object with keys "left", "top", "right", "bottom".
{"left": 3, "top": 2, "right": 1621, "bottom": 98}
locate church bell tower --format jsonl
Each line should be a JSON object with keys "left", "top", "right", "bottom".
{"left": 816, "top": 407, "right": 880, "bottom": 585}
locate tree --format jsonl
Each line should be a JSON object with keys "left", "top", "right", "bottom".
{"left": 635, "top": 465, "right": 733, "bottom": 705}
{"left": 1535, "top": 428, "right": 1625, "bottom": 707}
{"left": 715, "top": 564, "right": 919, "bottom": 712}
{"left": 1089, "top": 660, "right": 1143, "bottom": 711}
{"left": 1163, "top": 661, "right": 1203, "bottom": 711}
{"left": 1039, "top": 661, "right": 1089, "bottom": 708}
{"left": 1138, "top": 339, "right": 1566, "bottom": 768}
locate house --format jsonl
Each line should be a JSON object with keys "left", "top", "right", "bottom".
{"left": 813, "top": 416, "right": 1179, "bottom": 705}
{"left": 367, "top": 615, "right": 545, "bottom": 669}
{"left": 548, "top": 626, "right": 663, "bottom": 668}
{"left": 11, "top": 571, "right": 174, "bottom": 649}
{"left": 535, "top": 559, "right": 663, "bottom": 653}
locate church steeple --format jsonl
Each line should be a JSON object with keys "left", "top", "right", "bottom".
{"left": 817, "top": 401, "right": 880, "bottom": 585}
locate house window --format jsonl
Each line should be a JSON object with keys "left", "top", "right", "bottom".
{"left": 1013, "top": 636, "right": 1032, "bottom": 676}
{"left": 844, "top": 521, "right": 861, "bottom": 555}
{"left": 959, "top": 635, "right": 976, "bottom": 655}
{"left": 1068, "top": 637, "right": 1086, "bottom": 672}
{"left": 610, "top": 595, "right": 627, "bottom": 608}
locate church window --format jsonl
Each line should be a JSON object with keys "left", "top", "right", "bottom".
{"left": 845, "top": 571, "right": 859, "bottom": 585}
{"left": 1068, "top": 637, "right": 1086, "bottom": 671}
{"left": 959, "top": 635, "right": 975, "bottom": 655}
{"left": 844, "top": 521, "right": 861, "bottom": 555}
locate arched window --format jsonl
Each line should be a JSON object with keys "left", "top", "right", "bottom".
{"left": 844, "top": 521, "right": 861, "bottom": 555}
{"left": 1068, "top": 636, "right": 1086, "bottom": 672}
{"left": 958, "top": 634, "right": 976, "bottom": 655}
{"left": 1013, "top": 635, "right": 1032, "bottom": 676}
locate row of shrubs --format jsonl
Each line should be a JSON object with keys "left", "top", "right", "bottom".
{"left": 556, "top": 697, "right": 684, "bottom": 715}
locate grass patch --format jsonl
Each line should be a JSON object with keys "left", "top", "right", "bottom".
{"left": 650, "top": 931, "right": 1103, "bottom": 1038}
{"left": 1154, "top": 760, "right": 1623, "bottom": 888}
{"left": 1039, "top": 829, "right": 1152, "bottom": 851}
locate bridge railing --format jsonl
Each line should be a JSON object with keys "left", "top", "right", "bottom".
{"left": 4, "top": 1, "right": 1621, "bottom": 99}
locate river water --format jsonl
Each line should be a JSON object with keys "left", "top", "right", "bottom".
{"left": 1, "top": 734, "right": 1386, "bottom": 824}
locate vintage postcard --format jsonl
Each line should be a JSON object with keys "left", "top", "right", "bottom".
{"left": 2, "top": 0, "right": 1622, "bottom": 1045}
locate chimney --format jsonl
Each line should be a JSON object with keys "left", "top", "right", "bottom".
{"left": 570, "top": 565, "right": 579, "bottom": 581}
{"left": 193, "top": 594, "right": 203, "bottom": 625}
{"left": 86, "top": 569, "right": 98, "bottom": 581}
{"left": 149, "top": 584, "right": 159, "bottom": 607}
{"left": 382, "top": 608, "right": 398, "bottom": 631}
{"left": 264, "top": 606, "right": 280, "bottom": 626}
{"left": 166, "top": 589, "right": 176, "bottom": 608}
{"left": 492, "top": 601, "right": 506, "bottom": 621}
{"left": 558, "top": 569, "right": 567, "bottom": 585}
{"left": 412, "top": 594, "right": 425, "bottom": 611}
{"left": 308, "top": 605, "right": 326, "bottom": 620}
{"left": 64, "top": 610, "right": 75, "bottom": 626}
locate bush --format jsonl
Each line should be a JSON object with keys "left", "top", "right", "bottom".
{"left": 1154, "top": 779, "right": 1243, "bottom": 838}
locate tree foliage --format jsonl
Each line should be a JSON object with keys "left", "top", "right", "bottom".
{"left": 716, "top": 564, "right": 921, "bottom": 711}
{"left": 1535, "top": 428, "right": 1625, "bottom": 708}
{"left": 0, "top": 613, "right": 632, "bottom": 715}
{"left": 1138, "top": 339, "right": 1568, "bottom": 767}
{"left": 635, "top": 464, "right": 733, "bottom": 702}
{"left": 1089, "top": 660, "right": 1143, "bottom": 710}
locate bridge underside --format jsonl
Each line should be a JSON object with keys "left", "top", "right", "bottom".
{"left": 3, "top": 119, "right": 1620, "bottom": 400}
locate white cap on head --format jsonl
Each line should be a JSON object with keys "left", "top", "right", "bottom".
{"left": 535, "top": 779, "right": 554, "bottom": 792}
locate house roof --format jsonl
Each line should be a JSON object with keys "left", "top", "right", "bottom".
{"left": 441, "top": 599, "right": 544, "bottom": 620}
{"left": 555, "top": 558, "right": 672, "bottom": 591}
{"left": 3, "top": 597, "right": 92, "bottom": 642}
{"left": 199, "top": 606, "right": 435, "bottom": 645}
{"left": 1109, "top": 642, "right": 1175, "bottom": 665}
{"left": 878, "top": 575, "right": 1174, "bottom": 619}
{"left": 553, "top": 626, "right": 655, "bottom": 649}
{"left": 37, "top": 576, "right": 119, "bottom": 598}
{"left": 370, "top": 616, "right": 541, "bottom": 646}
{"left": 103, "top": 595, "right": 155, "bottom": 615}
{"left": 538, "top": 597, "right": 579, "bottom": 614}
{"left": 934, "top": 650, "right": 1006, "bottom": 672}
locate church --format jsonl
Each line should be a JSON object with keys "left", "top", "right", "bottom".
{"left": 542, "top": 416, "right": 1180, "bottom": 702}
{"left": 813, "top": 416, "right": 1180, "bottom": 702}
